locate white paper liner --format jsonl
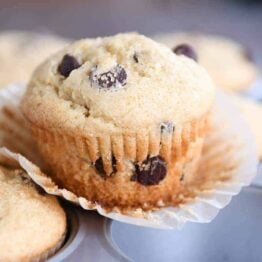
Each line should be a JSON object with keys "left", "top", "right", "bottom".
{"left": 242, "top": 75, "right": 262, "bottom": 100}
{"left": 0, "top": 84, "right": 258, "bottom": 229}
{"left": 0, "top": 83, "right": 45, "bottom": 169}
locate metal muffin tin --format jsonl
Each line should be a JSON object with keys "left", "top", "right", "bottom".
{"left": 48, "top": 177, "right": 262, "bottom": 262}
{"left": 49, "top": 206, "right": 129, "bottom": 262}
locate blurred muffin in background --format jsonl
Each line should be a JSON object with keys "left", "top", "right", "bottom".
{"left": 154, "top": 32, "right": 258, "bottom": 92}
{"left": 231, "top": 94, "right": 262, "bottom": 160}
{"left": 0, "top": 31, "right": 70, "bottom": 87}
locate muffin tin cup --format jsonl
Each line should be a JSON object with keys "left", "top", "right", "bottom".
{"left": 0, "top": 84, "right": 258, "bottom": 229}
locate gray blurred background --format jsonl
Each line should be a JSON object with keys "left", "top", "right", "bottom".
{"left": 0, "top": 0, "right": 261, "bottom": 64}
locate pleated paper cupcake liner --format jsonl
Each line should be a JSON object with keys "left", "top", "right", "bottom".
{"left": 0, "top": 84, "right": 258, "bottom": 229}
{"left": 0, "top": 83, "right": 46, "bottom": 170}
{"left": 25, "top": 112, "right": 208, "bottom": 209}
{"left": 29, "top": 117, "right": 207, "bottom": 173}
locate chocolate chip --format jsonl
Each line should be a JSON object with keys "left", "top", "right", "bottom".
{"left": 131, "top": 156, "right": 167, "bottom": 185}
{"left": 58, "top": 54, "right": 81, "bottom": 77}
{"left": 180, "top": 173, "right": 185, "bottom": 181}
{"left": 160, "top": 122, "right": 174, "bottom": 133}
{"left": 90, "top": 65, "right": 127, "bottom": 89}
{"left": 133, "top": 53, "right": 139, "bottom": 63}
{"left": 94, "top": 156, "right": 117, "bottom": 176}
{"left": 84, "top": 106, "right": 90, "bottom": 117}
{"left": 173, "top": 44, "right": 198, "bottom": 62}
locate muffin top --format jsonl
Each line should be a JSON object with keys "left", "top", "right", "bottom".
{"left": 154, "top": 32, "right": 257, "bottom": 91}
{"left": 22, "top": 33, "right": 214, "bottom": 134}
{"left": 0, "top": 166, "right": 66, "bottom": 261}
{"left": 0, "top": 30, "right": 69, "bottom": 87}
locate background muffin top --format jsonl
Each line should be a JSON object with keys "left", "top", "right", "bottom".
{"left": 154, "top": 32, "right": 257, "bottom": 92}
{"left": 23, "top": 33, "right": 214, "bottom": 134}
{"left": 0, "top": 31, "right": 69, "bottom": 87}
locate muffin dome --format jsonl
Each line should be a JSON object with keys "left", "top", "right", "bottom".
{"left": 24, "top": 33, "right": 214, "bottom": 134}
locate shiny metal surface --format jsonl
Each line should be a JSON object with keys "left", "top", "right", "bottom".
{"left": 47, "top": 180, "right": 262, "bottom": 262}
{"left": 110, "top": 186, "right": 262, "bottom": 262}
{"left": 49, "top": 207, "right": 129, "bottom": 262}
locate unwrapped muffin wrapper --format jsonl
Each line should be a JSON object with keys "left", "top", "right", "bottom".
{"left": 0, "top": 83, "right": 258, "bottom": 229}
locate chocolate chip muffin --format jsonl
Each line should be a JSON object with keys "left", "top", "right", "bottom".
{"left": 154, "top": 32, "right": 257, "bottom": 91}
{"left": 0, "top": 30, "right": 69, "bottom": 87}
{"left": 0, "top": 166, "right": 66, "bottom": 261}
{"left": 21, "top": 33, "right": 215, "bottom": 209}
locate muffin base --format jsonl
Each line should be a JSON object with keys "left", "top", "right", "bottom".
{"left": 28, "top": 116, "right": 209, "bottom": 209}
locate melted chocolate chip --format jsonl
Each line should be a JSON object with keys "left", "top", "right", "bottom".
{"left": 180, "top": 173, "right": 185, "bottom": 181}
{"left": 160, "top": 122, "right": 174, "bottom": 133}
{"left": 94, "top": 156, "right": 117, "bottom": 176}
{"left": 173, "top": 44, "right": 198, "bottom": 62}
{"left": 58, "top": 54, "right": 81, "bottom": 77}
{"left": 131, "top": 156, "right": 167, "bottom": 185}
{"left": 133, "top": 53, "right": 139, "bottom": 63}
{"left": 90, "top": 65, "right": 127, "bottom": 89}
